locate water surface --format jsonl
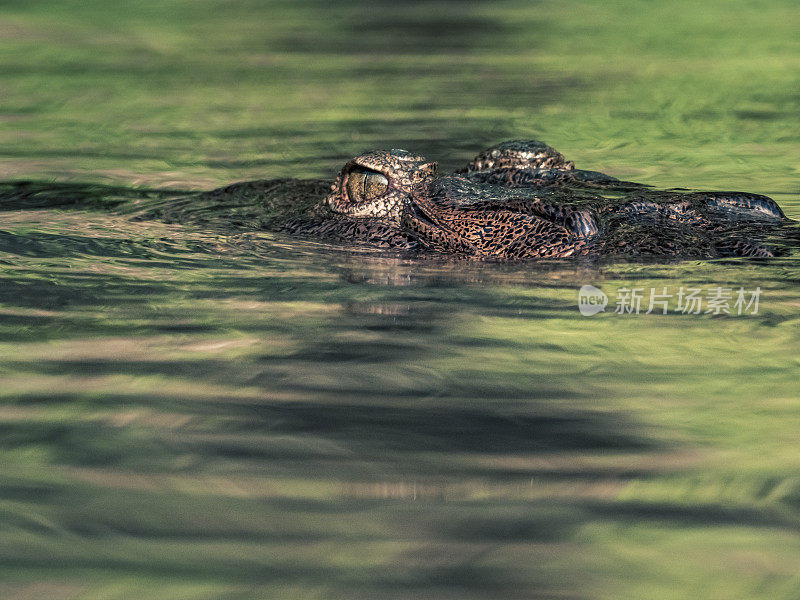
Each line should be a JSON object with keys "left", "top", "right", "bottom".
{"left": 1, "top": 1, "right": 799, "bottom": 599}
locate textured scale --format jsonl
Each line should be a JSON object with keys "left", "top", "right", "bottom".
{"left": 302, "top": 140, "right": 791, "bottom": 259}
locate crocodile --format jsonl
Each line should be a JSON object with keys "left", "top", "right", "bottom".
{"left": 317, "top": 140, "right": 790, "bottom": 259}
{"left": 1, "top": 140, "right": 792, "bottom": 260}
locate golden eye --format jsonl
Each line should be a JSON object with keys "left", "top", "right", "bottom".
{"left": 345, "top": 170, "right": 366, "bottom": 202}
{"left": 345, "top": 167, "right": 388, "bottom": 203}
{"left": 363, "top": 171, "right": 388, "bottom": 199}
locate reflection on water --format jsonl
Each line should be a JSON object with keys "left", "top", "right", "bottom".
{"left": 1, "top": 205, "right": 799, "bottom": 599}
{"left": 2, "top": 0, "right": 800, "bottom": 598}
{"left": 1, "top": 1, "right": 797, "bottom": 191}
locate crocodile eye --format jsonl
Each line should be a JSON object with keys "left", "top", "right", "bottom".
{"left": 345, "top": 167, "right": 388, "bottom": 204}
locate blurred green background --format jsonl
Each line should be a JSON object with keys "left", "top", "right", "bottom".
{"left": 1, "top": 1, "right": 799, "bottom": 599}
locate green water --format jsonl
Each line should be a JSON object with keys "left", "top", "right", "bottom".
{"left": 1, "top": 1, "right": 799, "bottom": 598}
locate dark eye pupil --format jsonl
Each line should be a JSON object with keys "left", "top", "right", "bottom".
{"left": 346, "top": 168, "right": 388, "bottom": 203}
{"left": 363, "top": 172, "right": 388, "bottom": 198}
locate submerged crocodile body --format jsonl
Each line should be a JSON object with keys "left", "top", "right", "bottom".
{"left": 310, "top": 140, "right": 790, "bottom": 259}
{"left": 1, "top": 140, "right": 792, "bottom": 260}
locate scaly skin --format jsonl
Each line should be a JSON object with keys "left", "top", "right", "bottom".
{"left": 321, "top": 140, "right": 789, "bottom": 259}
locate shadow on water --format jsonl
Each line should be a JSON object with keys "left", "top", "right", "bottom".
{"left": 0, "top": 201, "right": 651, "bottom": 597}
{"left": 1, "top": 0, "right": 799, "bottom": 595}
{"left": 1, "top": 180, "right": 799, "bottom": 598}
{"left": 273, "top": 0, "right": 540, "bottom": 55}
